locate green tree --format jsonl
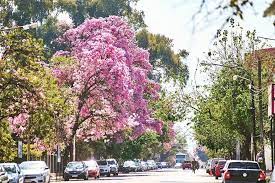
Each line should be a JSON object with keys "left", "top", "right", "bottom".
{"left": 192, "top": 23, "right": 269, "bottom": 159}
{"left": 0, "top": 29, "right": 69, "bottom": 160}
{"left": 136, "top": 29, "right": 189, "bottom": 86}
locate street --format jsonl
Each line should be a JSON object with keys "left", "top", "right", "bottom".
{"left": 53, "top": 169, "right": 221, "bottom": 183}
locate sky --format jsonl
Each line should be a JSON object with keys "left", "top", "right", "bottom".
{"left": 136, "top": 0, "right": 275, "bottom": 153}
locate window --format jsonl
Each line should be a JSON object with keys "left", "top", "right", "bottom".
{"left": 228, "top": 162, "right": 259, "bottom": 169}
{"left": 176, "top": 155, "right": 186, "bottom": 159}
{"left": 97, "top": 161, "right": 107, "bottom": 165}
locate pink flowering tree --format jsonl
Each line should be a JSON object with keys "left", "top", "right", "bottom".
{"left": 53, "top": 16, "right": 162, "bottom": 160}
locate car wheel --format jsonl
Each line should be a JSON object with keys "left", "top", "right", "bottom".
{"left": 84, "top": 174, "right": 88, "bottom": 180}
{"left": 64, "top": 178, "right": 69, "bottom": 181}
{"left": 107, "top": 173, "right": 111, "bottom": 177}
{"left": 215, "top": 176, "right": 218, "bottom": 180}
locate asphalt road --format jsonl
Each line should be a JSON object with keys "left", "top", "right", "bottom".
{"left": 52, "top": 168, "right": 222, "bottom": 183}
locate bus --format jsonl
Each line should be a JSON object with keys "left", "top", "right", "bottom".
{"left": 175, "top": 153, "right": 187, "bottom": 164}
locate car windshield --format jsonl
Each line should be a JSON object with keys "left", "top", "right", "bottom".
{"left": 97, "top": 161, "right": 107, "bottom": 165}
{"left": 107, "top": 160, "right": 115, "bottom": 165}
{"left": 66, "top": 162, "right": 84, "bottom": 169}
{"left": 124, "top": 161, "right": 134, "bottom": 166}
{"left": 84, "top": 161, "right": 97, "bottom": 167}
{"left": 228, "top": 162, "right": 259, "bottom": 169}
{"left": 2, "top": 165, "right": 16, "bottom": 173}
{"left": 20, "top": 162, "right": 45, "bottom": 170}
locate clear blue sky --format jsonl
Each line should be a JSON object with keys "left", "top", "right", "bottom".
{"left": 137, "top": 0, "right": 275, "bottom": 153}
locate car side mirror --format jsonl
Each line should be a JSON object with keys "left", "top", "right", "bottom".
{"left": 221, "top": 170, "right": 225, "bottom": 173}
{"left": 45, "top": 167, "right": 49, "bottom": 170}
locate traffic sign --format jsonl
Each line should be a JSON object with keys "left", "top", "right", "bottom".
{"left": 18, "top": 141, "right": 23, "bottom": 158}
{"left": 57, "top": 145, "right": 61, "bottom": 163}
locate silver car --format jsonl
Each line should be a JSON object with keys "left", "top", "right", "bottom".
{"left": 0, "top": 165, "right": 9, "bottom": 183}
{"left": 19, "top": 161, "right": 50, "bottom": 183}
{"left": 270, "top": 166, "right": 275, "bottom": 183}
{"left": 0, "top": 163, "right": 24, "bottom": 183}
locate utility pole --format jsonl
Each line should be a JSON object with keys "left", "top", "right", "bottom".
{"left": 257, "top": 57, "right": 265, "bottom": 169}
{"left": 250, "top": 81, "right": 257, "bottom": 160}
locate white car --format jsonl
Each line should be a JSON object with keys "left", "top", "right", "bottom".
{"left": 147, "top": 160, "right": 157, "bottom": 170}
{"left": 20, "top": 161, "right": 50, "bottom": 183}
{"left": 0, "top": 163, "right": 24, "bottom": 183}
{"left": 0, "top": 165, "right": 9, "bottom": 183}
{"left": 106, "top": 159, "right": 119, "bottom": 176}
{"left": 174, "top": 162, "right": 182, "bottom": 168}
{"left": 97, "top": 160, "right": 111, "bottom": 177}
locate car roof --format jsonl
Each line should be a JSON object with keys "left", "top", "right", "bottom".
{"left": 226, "top": 160, "right": 258, "bottom": 163}
{"left": 0, "top": 163, "right": 17, "bottom": 165}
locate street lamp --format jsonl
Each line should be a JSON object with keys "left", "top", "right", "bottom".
{"left": 233, "top": 75, "right": 257, "bottom": 161}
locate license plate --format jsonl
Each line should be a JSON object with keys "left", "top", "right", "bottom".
{"left": 72, "top": 175, "right": 78, "bottom": 178}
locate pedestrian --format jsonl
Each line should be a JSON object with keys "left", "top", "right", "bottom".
{"left": 214, "top": 162, "right": 221, "bottom": 180}
{"left": 191, "top": 159, "right": 197, "bottom": 174}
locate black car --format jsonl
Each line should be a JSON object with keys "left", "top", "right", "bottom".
{"left": 63, "top": 161, "right": 89, "bottom": 181}
{"left": 222, "top": 160, "right": 266, "bottom": 183}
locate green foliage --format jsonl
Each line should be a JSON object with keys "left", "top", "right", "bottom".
{"left": 0, "top": 29, "right": 70, "bottom": 160}
{"left": 0, "top": 29, "right": 44, "bottom": 120}
{"left": 56, "top": 0, "right": 145, "bottom": 28}
{"left": 193, "top": 24, "right": 262, "bottom": 159}
{"left": 0, "top": 121, "right": 16, "bottom": 162}
{"left": 0, "top": 0, "right": 54, "bottom": 27}
{"left": 136, "top": 29, "right": 189, "bottom": 86}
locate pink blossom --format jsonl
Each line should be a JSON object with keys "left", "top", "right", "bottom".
{"left": 53, "top": 16, "right": 162, "bottom": 142}
{"left": 8, "top": 113, "right": 29, "bottom": 135}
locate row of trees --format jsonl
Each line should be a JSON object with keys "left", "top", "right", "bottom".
{"left": 0, "top": 0, "right": 189, "bottom": 162}
{"left": 192, "top": 21, "right": 275, "bottom": 160}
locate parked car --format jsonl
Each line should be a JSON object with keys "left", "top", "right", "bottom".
{"left": 84, "top": 160, "right": 100, "bottom": 179}
{"left": 63, "top": 161, "right": 89, "bottom": 181}
{"left": 0, "top": 165, "right": 9, "bottom": 183}
{"left": 147, "top": 160, "right": 157, "bottom": 170}
{"left": 140, "top": 161, "right": 148, "bottom": 171}
{"left": 222, "top": 160, "right": 266, "bottom": 183}
{"left": 156, "top": 162, "right": 162, "bottom": 169}
{"left": 106, "top": 159, "right": 119, "bottom": 176}
{"left": 97, "top": 160, "right": 111, "bottom": 177}
{"left": 174, "top": 162, "right": 182, "bottom": 169}
{"left": 270, "top": 166, "right": 275, "bottom": 183}
{"left": 206, "top": 158, "right": 225, "bottom": 175}
{"left": 182, "top": 161, "right": 192, "bottom": 169}
{"left": 214, "top": 160, "right": 227, "bottom": 179}
{"left": 19, "top": 161, "right": 50, "bottom": 183}
{"left": 161, "top": 162, "right": 169, "bottom": 168}
{"left": 0, "top": 163, "right": 24, "bottom": 183}
{"left": 123, "top": 161, "right": 138, "bottom": 173}
{"left": 135, "top": 161, "right": 143, "bottom": 172}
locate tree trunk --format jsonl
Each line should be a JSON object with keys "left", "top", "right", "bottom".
{"left": 242, "top": 135, "right": 251, "bottom": 160}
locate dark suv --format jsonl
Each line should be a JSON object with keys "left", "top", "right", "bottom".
{"left": 63, "top": 161, "right": 89, "bottom": 181}
{"left": 222, "top": 160, "right": 266, "bottom": 183}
